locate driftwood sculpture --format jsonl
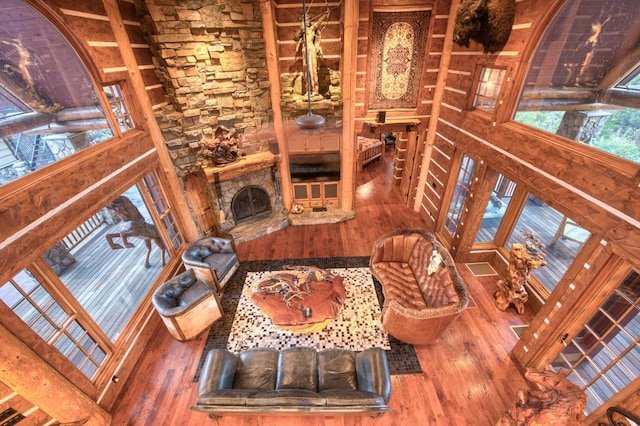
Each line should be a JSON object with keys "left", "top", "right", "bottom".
{"left": 495, "top": 231, "right": 546, "bottom": 315}
{"left": 497, "top": 370, "right": 586, "bottom": 426}
{"left": 105, "top": 195, "right": 166, "bottom": 268}
{"left": 453, "top": 0, "right": 516, "bottom": 53}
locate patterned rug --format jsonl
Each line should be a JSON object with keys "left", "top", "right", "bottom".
{"left": 368, "top": 10, "right": 431, "bottom": 109}
{"left": 193, "top": 257, "right": 423, "bottom": 381}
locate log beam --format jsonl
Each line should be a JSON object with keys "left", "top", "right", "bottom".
{"left": 0, "top": 323, "right": 111, "bottom": 425}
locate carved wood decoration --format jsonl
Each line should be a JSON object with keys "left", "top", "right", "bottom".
{"left": 250, "top": 266, "right": 345, "bottom": 332}
{"left": 494, "top": 232, "right": 547, "bottom": 315}
{"left": 497, "top": 370, "right": 586, "bottom": 426}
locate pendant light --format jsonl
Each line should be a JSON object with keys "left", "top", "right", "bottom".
{"left": 295, "top": 0, "right": 326, "bottom": 130}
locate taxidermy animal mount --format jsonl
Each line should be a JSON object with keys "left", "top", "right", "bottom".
{"left": 453, "top": 0, "right": 516, "bottom": 53}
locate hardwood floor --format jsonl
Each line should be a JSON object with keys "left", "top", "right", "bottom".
{"left": 109, "top": 151, "right": 534, "bottom": 425}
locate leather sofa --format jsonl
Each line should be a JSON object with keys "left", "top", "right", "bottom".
{"left": 192, "top": 347, "right": 392, "bottom": 416}
{"left": 152, "top": 269, "right": 223, "bottom": 341}
{"left": 370, "top": 229, "right": 468, "bottom": 345}
{"left": 181, "top": 236, "right": 239, "bottom": 294}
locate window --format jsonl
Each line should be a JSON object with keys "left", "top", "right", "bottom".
{"left": 473, "top": 67, "right": 506, "bottom": 112}
{"left": 55, "top": 177, "right": 179, "bottom": 342}
{"left": 551, "top": 270, "right": 640, "bottom": 415}
{"left": 0, "top": 270, "right": 108, "bottom": 380}
{"left": 513, "top": 0, "right": 640, "bottom": 164}
{"left": 445, "top": 156, "right": 476, "bottom": 235}
{"left": 0, "top": 86, "right": 30, "bottom": 117}
{"left": 104, "top": 84, "right": 135, "bottom": 133}
{"left": 142, "top": 173, "right": 183, "bottom": 250}
{"left": 476, "top": 175, "right": 516, "bottom": 243}
{"left": 0, "top": 0, "right": 119, "bottom": 186}
{"left": 506, "top": 196, "right": 590, "bottom": 293}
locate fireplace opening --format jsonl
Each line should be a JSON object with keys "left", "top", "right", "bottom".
{"left": 232, "top": 185, "right": 272, "bottom": 223}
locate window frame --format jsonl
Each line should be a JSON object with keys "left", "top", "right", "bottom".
{"left": 0, "top": 170, "right": 184, "bottom": 393}
{"left": 467, "top": 61, "right": 511, "bottom": 121}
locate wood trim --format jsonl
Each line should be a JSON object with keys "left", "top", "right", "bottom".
{"left": 340, "top": 0, "right": 358, "bottom": 211}
{"left": 0, "top": 323, "right": 111, "bottom": 425}
{"left": 455, "top": 165, "right": 500, "bottom": 260}
{"left": 414, "top": 0, "right": 459, "bottom": 214}
{"left": 259, "top": 0, "right": 292, "bottom": 209}
{"left": 101, "top": 0, "right": 199, "bottom": 243}
{"left": 0, "top": 136, "right": 157, "bottom": 284}
{"left": 435, "top": 148, "right": 463, "bottom": 250}
{"left": 501, "top": 121, "right": 639, "bottom": 183}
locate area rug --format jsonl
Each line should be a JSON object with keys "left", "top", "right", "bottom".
{"left": 228, "top": 267, "right": 390, "bottom": 352}
{"left": 193, "top": 257, "right": 423, "bottom": 381}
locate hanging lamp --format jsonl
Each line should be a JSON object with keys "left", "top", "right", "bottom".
{"left": 295, "top": 0, "right": 326, "bottom": 130}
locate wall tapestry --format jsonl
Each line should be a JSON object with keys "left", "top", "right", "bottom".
{"left": 368, "top": 11, "right": 430, "bottom": 109}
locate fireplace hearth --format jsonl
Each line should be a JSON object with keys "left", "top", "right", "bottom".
{"left": 232, "top": 185, "right": 271, "bottom": 224}
{"left": 203, "top": 153, "right": 288, "bottom": 242}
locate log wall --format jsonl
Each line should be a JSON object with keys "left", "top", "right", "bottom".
{"left": 411, "top": 0, "right": 640, "bottom": 421}
{"left": 0, "top": 0, "right": 197, "bottom": 421}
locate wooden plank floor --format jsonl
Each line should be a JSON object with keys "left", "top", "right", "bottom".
{"left": 109, "top": 151, "right": 534, "bottom": 425}
{"left": 59, "top": 224, "right": 169, "bottom": 341}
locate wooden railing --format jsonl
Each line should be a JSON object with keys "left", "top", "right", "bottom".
{"left": 62, "top": 213, "right": 105, "bottom": 251}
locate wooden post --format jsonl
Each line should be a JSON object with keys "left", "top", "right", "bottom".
{"left": 0, "top": 323, "right": 111, "bottom": 425}
{"left": 102, "top": 0, "right": 199, "bottom": 242}
{"left": 260, "top": 0, "right": 293, "bottom": 209}
{"left": 413, "top": 0, "right": 460, "bottom": 212}
{"left": 340, "top": 0, "right": 359, "bottom": 211}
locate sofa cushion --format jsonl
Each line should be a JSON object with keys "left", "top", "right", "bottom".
{"left": 320, "top": 389, "right": 385, "bottom": 406}
{"left": 197, "top": 389, "right": 258, "bottom": 406}
{"left": 176, "top": 280, "right": 213, "bottom": 308}
{"left": 233, "top": 348, "right": 279, "bottom": 390}
{"left": 204, "top": 252, "right": 237, "bottom": 279}
{"left": 372, "top": 262, "right": 428, "bottom": 310}
{"left": 247, "top": 389, "right": 325, "bottom": 406}
{"left": 276, "top": 347, "right": 317, "bottom": 391}
{"left": 419, "top": 266, "right": 460, "bottom": 307}
{"left": 317, "top": 349, "right": 357, "bottom": 391}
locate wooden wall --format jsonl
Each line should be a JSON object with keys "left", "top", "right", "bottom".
{"left": 417, "top": 0, "right": 640, "bottom": 263}
{"left": 0, "top": 0, "right": 198, "bottom": 421}
{"left": 411, "top": 0, "right": 640, "bottom": 421}
{"left": 2, "top": 0, "right": 638, "bottom": 422}
{"left": 354, "top": 0, "right": 447, "bottom": 132}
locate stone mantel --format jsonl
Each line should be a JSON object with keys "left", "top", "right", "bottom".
{"left": 203, "top": 152, "right": 279, "bottom": 183}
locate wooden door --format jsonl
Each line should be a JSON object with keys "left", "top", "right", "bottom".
{"left": 184, "top": 173, "right": 218, "bottom": 235}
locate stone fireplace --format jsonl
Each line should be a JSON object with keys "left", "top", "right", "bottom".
{"left": 232, "top": 185, "right": 272, "bottom": 224}
{"left": 204, "top": 153, "right": 289, "bottom": 243}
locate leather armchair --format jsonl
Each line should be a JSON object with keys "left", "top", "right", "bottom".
{"left": 152, "top": 269, "right": 223, "bottom": 341}
{"left": 181, "top": 236, "right": 239, "bottom": 294}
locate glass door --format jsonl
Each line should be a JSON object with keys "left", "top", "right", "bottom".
{"left": 551, "top": 270, "right": 640, "bottom": 415}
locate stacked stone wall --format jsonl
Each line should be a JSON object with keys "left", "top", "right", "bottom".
{"left": 135, "top": 0, "right": 275, "bottom": 176}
